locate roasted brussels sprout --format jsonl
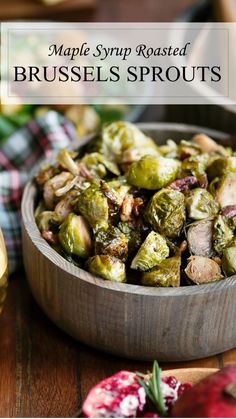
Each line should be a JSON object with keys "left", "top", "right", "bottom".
{"left": 126, "top": 155, "right": 180, "bottom": 190}
{"left": 185, "top": 256, "right": 222, "bottom": 284}
{"left": 101, "top": 121, "right": 160, "bottom": 161}
{"left": 181, "top": 153, "right": 209, "bottom": 179}
{"left": 131, "top": 231, "right": 169, "bottom": 271}
{"left": 95, "top": 226, "right": 128, "bottom": 261}
{"left": 86, "top": 255, "right": 126, "bottom": 282}
{"left": 215, "top": 173, "right": 236, "bottom": 208}
{"left": 213, "top": 215, "right": 234, "bottom": 255}
{"left": 81, "top": 152, "right": 120, "bottom": 178}
{"left": 59, "top": 213, "right": 92, "bottom": 258}
{"left": 141, "top": 256, "right": 181, "bottom": 287}
{"left": 186, "top": 188, "right": 219, "bottom": 220}
{"left": 145, "top": 189, "right": 185, "bottom": 238}
{"left": 77, "top": 182, "right": 109, "bottom": 232}
{"left": 222, "top": 246, "right": 236, "bottom": 276}
{"left": 35, "top": 122, "right": 236, "bottom": 287}
{"left": 207, "top": 156, "right": 236, "bottom": 180}
{"left": 187, "top": 219, "right": 214, "bottom": 257}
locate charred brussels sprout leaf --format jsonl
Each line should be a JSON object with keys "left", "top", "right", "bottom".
{"left": 145, "top": 189, "right": 186, "bottom": 238}
{"left": 56, "top": 149, "right": 79, "bottom": 176}
{"left": 58, "top": 213, "right": 92, "bottom": 258}
{"left": 186, "top": 188, "right": 219, "bottom": 220}
{"left": 141, "top": 256, "right": 181, "bottom": 287}
{"left": 213, "top": 215, "right": 234, "bottom": 255}
{"left": 126, "top": 155, "right": 180, "bottom": 190}
{"left": 187, "top": 219, "right": 214, "bottom": 257}
{"left": 222, "top": 247, "right": 236, "bottom": 276}
{"left": 117, "top": 222, "right": 142, "bottom": 256}
{"left": 131, "top": 231, "right": 169, "bottom": 271}
{"left": 77, "top": 182, "right": 109, "bottom": 231}
{"left": 81, "top": 152, "right": 120, "bottom": 178}
{"left": 95, "top": 226, "right": 128, "bottom": 261}
{"left": 86, "top": 255, "right": 126, "bottom": 282}
{"left": 107, "top": 177, "right": 131, "bottom": 201}
{"left": 185, "top": 256, "right": 222, "bottom": 284}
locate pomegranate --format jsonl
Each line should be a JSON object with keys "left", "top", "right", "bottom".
{"left": 171, "top": 366, "right": 236, "bottom": 418}
{"left": 161, "top": 376, "right": 192, "bottom": 412}
{"left": 82, "top": 371, "right": 146, "bottom": 418}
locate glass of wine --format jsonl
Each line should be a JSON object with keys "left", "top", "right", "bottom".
{"left": 0, "top": 229, "right": 8, "bottom": 313}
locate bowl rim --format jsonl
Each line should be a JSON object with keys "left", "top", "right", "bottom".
{"left": 21, "top": 122, "right": 236, "bottom": 297}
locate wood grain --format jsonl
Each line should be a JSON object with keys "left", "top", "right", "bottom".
{"left": 2, "top": 277, "right": 236, "bottom": 417}
{"left": 21, "top": 123, "right": 236, "bottom": 362}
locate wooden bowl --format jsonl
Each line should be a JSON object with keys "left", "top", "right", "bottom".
{"left": 21, "top": 123, "right": 236, "bottom": 362}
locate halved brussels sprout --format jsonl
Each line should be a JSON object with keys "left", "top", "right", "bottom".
{"left": 187, "top": 219, "right": 214, "bottom": 257}
{"left": 145, "top": 189, "right": 185, "bottom": 238}
{"left": 141, "top": 256, "right": 181, "bottom": 287}
{"left": 185, "top": 256, "right": 222, "bottom": 284}
{"left": 36, "top": 210, "right": 61, "bottom": 232}
{"left": 81, "top": 152, "right": 120, "bottom": 178}
{"left": 86, "top": 255, "right": 126, "bottom": 282}
{"left": 59, "top": 213, "right": 92, "bottom": 258}
{"left": 126, "top": 155, "right": 180, "bottom": 190}
{"left": 131, "top": 231, "right": 169, "bottom": 271}
{"left": 101, "top": 121, "right": 160, "bottom": 161}
{"left": 215, "top": 173, "right": 236, "bottom": 208}
{"left": 207, "top": 156, "right": 236, "bottom": 180}
{"left": 186, "top": 188, "right": 219, "bottom": 220}
{"left": 95, "top": 226, "right": 128, "bottom": 261}
{"left": 77, "top": 182, "right": 109, "bottom": 231}
{"left": 213, "top": 215, "right": 234, "bottom": 255}
{"left": 222, "top": 247, "right": 236, "bottom": 276}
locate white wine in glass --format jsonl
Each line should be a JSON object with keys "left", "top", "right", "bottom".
{"left": 0, "top": 229, "right": 8, "bottom": 313}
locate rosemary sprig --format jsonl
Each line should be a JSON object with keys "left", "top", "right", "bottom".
{"left": 136, "top": 361, "right": 166, "bottom": 417}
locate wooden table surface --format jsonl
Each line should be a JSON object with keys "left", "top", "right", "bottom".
{"left": 1, "top": 274, "right": 236, "bottom": 418}
{"left": 1, "top": 0, "right": 231, "bottom": 417}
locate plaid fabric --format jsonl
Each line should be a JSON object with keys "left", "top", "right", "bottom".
{"left": 0, "top": 111, "right": 77, "bottom": 273}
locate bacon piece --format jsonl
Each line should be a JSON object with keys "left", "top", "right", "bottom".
{"left": 42, "top": 230, "right": 58, "bottom": 245}
{"left": 222, "top": 204, "right": 236, "bottom": 219}
{"left": 120, "top": 195, "right": 134, "bottom": 222}
{"left": 168, "top": 176, "right": 197, "bottom": 193}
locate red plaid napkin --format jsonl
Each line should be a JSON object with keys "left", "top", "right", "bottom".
{"left": 0, "top": 111, "right": 77, "bottom": 273}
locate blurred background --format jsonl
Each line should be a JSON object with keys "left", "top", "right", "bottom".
{"left": 0, "top": 0, "right": 236, "bottom": 141}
